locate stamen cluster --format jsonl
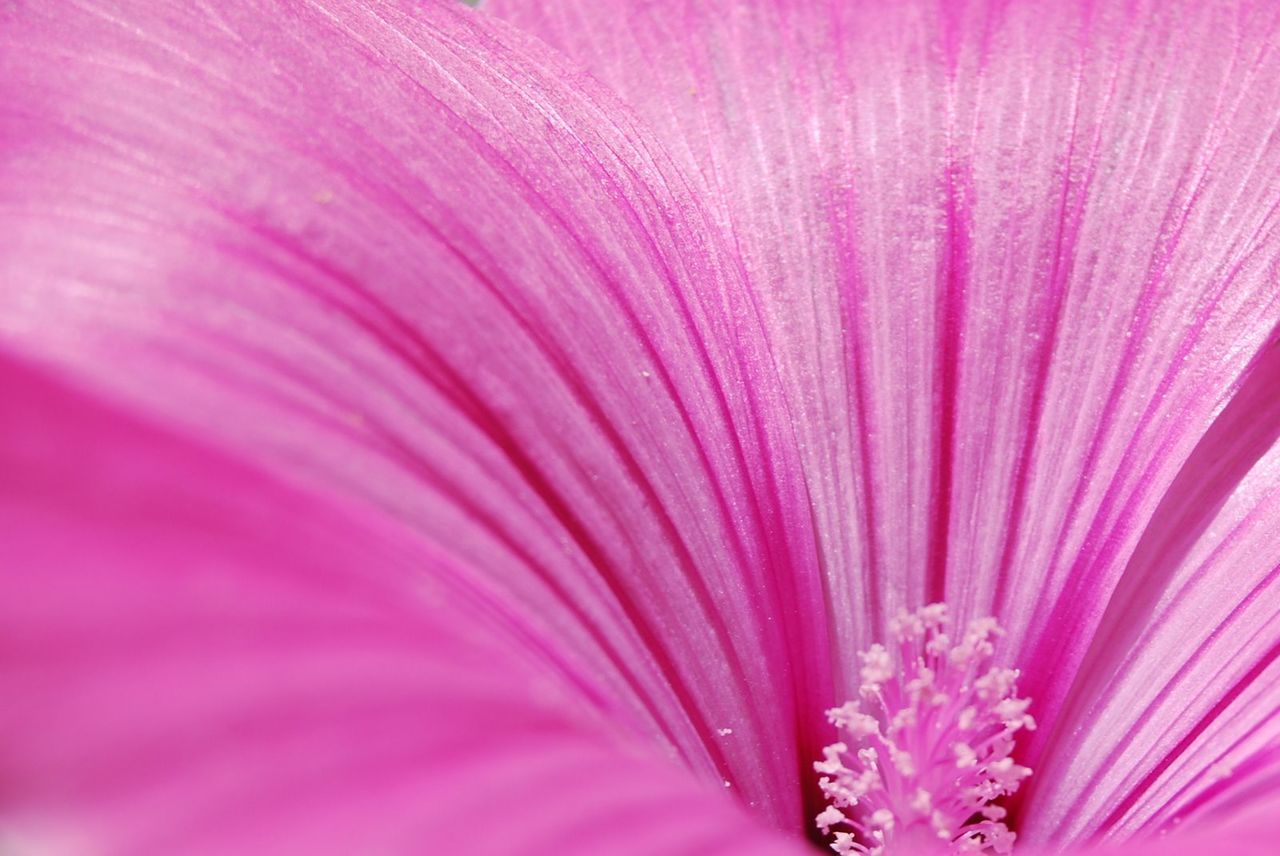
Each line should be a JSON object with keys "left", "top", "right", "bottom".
{"left": 813, "top": 604, "right": 1034, "bottom": 855}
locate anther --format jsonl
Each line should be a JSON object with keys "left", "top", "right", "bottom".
{"left": 813, "top": 604, "right": 1034, "bottom": 855}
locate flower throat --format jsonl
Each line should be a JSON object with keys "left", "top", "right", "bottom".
{"left": 813, "top": 604, "right": 1034, "bottom": 855}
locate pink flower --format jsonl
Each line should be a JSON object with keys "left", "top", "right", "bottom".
{"left": 1, "top": 1, "right": 1278, "bottom": 854}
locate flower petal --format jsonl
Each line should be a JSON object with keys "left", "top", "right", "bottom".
{"left": 0, "top": 0, "right": 831, "bottom": 828}
{"left": 1023, "top": 791, "right": 1280, "bottom": 856}
{"left": 486, "top": 0, "right": 1280, "bottom": 832}
{"left": 0, "top": 351, "right": 807, "bottom": 856}
{"left": 1016, "top": 340, "right": 1280, "bottom": 841}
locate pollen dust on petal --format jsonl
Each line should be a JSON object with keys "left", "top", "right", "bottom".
{"left": 813, "top": 604, "right": 1035, "bottom": 855}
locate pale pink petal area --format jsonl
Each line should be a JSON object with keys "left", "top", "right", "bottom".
{"left": 484, "top": 0, "right": 1280, "bottom": 837}
{"left": 0, "top": 351, "right": 808, "bottom": 856}
{"left": 0, "top": 0, "right": 832, "bottom": 829}
{"left": 1019, "top": 340, "right": 1280, "bottom": 842}
{"left": 1023, "top": 790, "right": 1280, "bottom": 856}
{"left": 6, "top": 0, "right": 1280, "bottom": 851}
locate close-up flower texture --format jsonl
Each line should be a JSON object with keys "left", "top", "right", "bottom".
{"left": 2, "top": 1, "right": 1280, "bottom": 854}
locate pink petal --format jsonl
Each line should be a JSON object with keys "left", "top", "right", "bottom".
{"left": 1023, "top": 791, "right": 1280, "bottom": 856}
{"left": 486, "top": 0, "right": 1280, "bottom": 839}
{"left": 7, "top": 0, "right": 1280, "bottom": 849}
{"left": 0, "top": 350, "right": 807, "bottom": 856}
{"left": 0, "top": 0, "right": 830, "bottom": 829}
{"left": 1017, "top": 341, "right": 1280, "bottom": 841}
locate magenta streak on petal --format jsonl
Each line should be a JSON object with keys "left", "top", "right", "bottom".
{"left": 730, "top": 7, "right": 850, "bottom": 773}
{"left": 478, "top": 0, "right": 870, "bottom": 632}
{"left": 924, "top": 112, "right": 965, "bottom": 609}
{"left": 831, "top": 188, "right": 885, "bottom": 642}
{"left": 346, "top": 15, "right": 822, "bottom": 772}
{"left": 226, "top": 211, "right": 763, "bottom": 768}
{"left": 1021, "top": 252, "right": 1280, "bottom": 757}
{"left": 460, "top": 6, "right": 783, "bottom": 706}
{"left": 991, "top": 14, "right": 1116, "bottom": 615}
{"left": 0, "top": 347, "right": 813, "bottom": 856}
{"left": 184, "top": 304, "right": 669, "bottom": 738}
{"left": 1, "top": 0, "right": 845, "bottom": 829}
{"left": 468, "top": 2, "right": 1280, "bottom": 848}
{"left": 71, "top": 315, "right": 643, "bottom": 734}
{"left": 471, "top": 0, "right": 1280, "bottom": 813}
{"left": 413, "top": 4, "right": 833, "bottom": 807}
{"left": 412, "top": 9, "right": 837, "bottom": 741}
{"left": 1095, "top": 632, "right": 1280, "bottom": 836}
{"left": 816, "top": 8, "right": 886, "bottom": 648}
{"left": 9, "top": 0, "right": 1280, "bottom": 851}
{"left": 1163, "top": 741, "right": 1280, "bottom": 828}
{"left": 415, "top": 221, "right": 781, "bottom": 758}
{"left": 1066, "top": 516, "right": 1280, "bottom": 827}
{"left": 929, "top": 164, "right": 966, "bottom": 607}
{"left": 926, "top": 5, "right": 965, "bottom": 609}
{"left": 1022, "top": 331, "right": 1280, "bottom": 828}
{"left": 1018, "top": 24, "right": 1276, "bottom": 720}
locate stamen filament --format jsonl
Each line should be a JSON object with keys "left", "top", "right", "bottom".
{"left": 814, "top": 604, "right": 1034, "bottom": 855}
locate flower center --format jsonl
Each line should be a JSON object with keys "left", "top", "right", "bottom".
{"left": 813, "top": 604, "right": 1034, "bottom": 855}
